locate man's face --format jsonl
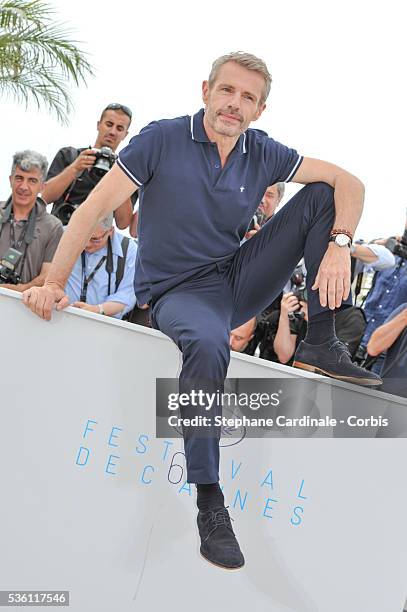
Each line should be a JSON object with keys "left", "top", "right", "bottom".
{"left": 96, "top": 110, "right": 130, "bottom": 151}
{"left": 85, "top": 225, "right": 113, "bottom": 253}
{"left": 230, "top": 318, "right": 256, "bottom": 352}
{"left": 9, "top": 166, "right": 44, "bottom": 211}
{"left": 259, "top": 185, "right": 282, "bottom": 220}
{"left": 202, "top": 61, "right": 266, "bottom": 139}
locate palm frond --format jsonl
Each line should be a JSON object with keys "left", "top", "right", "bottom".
{"left": 0, "top": 0, "right": 94, "bottom": 123}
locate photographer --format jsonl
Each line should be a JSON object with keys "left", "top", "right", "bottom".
{"left": 367, "top": 303, "right": 407, "bottom": 397}
{"left": 357, "top": 217, "right": 407, "bottom": 371}
{"left": 273, "top": 292, "right": 308, "bottom": 365}
{"left": 42, "top": 103, "right": 135, "bottom": 227}
{"left": 256, "top": 182, "right": 285, "bottom": 226}
{"left": 65, "top": 213, "right": 137, "bottom": 319}
{"left": 0, "top": 150, "right": 63, "bottom": 291}
{"left": 244, "top": 183, "right": 284, "bottom": 239}
{"left": 230, "top": 317, "right": 257, "bottom": 352}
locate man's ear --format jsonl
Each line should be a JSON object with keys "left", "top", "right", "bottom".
{"left": 253, "top": 102, "right": 266, "bottom": 122}
{"left": 202, "top": 80, "right": 209, "bottom": 105}
{"left": 96, "top": 120, "right": 101, "bottom": 131}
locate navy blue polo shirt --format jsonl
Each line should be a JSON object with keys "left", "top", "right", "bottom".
{"left": 117, "top": 108, "right": 303, "bottom": 304}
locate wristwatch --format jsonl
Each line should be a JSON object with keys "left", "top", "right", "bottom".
{"left": 328, "top": 233, "right": 352, "bottom": 247}
{"left": 98, "top": 304, "right": 105, "bottom": 315}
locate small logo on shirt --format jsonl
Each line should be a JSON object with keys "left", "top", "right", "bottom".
{"left": 240, "top": 186, "right": 245, "bottom": 193}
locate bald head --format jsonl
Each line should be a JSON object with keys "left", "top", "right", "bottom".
{"left": 230, "top": 318, "right": 257, "bottom": 352}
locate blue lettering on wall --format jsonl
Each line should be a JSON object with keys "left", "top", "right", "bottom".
{"left": 162, "top": 440, "right": 173, "bottom": 462}
{"left": 105, "top": 454, "right": 120, "bottom": 475}
{"left": 135, "top": 434, "right": 149, "bottom": 454}
{"left": 290, "top": 506, "right": 304, "bottom": 526}
{"left": 141, "top": 465, "right": 154, "bottom": 484}
{"left": 231, "top": 460, "right": 242, "bottom": 480}
{"left": 261, "top": 469, "right": 274, "bottom": 490}
{"left": 76, "top": 446, "right": 90, "bottom": 466}
{"left": 232, "top": 489, "right": 248, "bottom": 511}
{"left": 82, "top": 419, "right": 98, "bottom": 439}
{"left": 178, "top": 481, "right": 192, "bottom": 496}
{"left": 108, "top": 427, "right": 122, "bottom": 448}
{"left": 297, "top": 479, "right": 307, "bottom": 500}
{"left": 262, "top": 497, "right": 278, "bottom": 519}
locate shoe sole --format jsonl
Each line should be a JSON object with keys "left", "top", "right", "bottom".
{"left": 292, "top": 361, "right": 383, "bottom": 386}
{"left": 200, "top": 549, "right": 245, "bottom": 570}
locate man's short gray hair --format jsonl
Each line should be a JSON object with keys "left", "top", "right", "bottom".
{"left": 11, "top": 150, "right": 48, "bottom": 182}
{"left": 208, "top": 51, "right": 272, "bottom": 105}
{"left": 276, "top": 182, "right": 285, "bottom": 200}
{"left": 100, "top": 213, "right": 114, "bottom": 230}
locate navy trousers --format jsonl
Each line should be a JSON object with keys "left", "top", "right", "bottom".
{"left": 152, "top": 182, "right": 342, "bottom": 483}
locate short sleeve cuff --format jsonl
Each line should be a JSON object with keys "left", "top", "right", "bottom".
{"left": 284, "top": 155, "right": 304, "bottom": 182}
{"left": 117, "top": 157, "right": 144, "bottom": 187}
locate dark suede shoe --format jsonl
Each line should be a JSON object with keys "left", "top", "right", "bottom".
{"left": 293, "top": 338, "right": 383, "bottom": 386}
{"left": 197, "top": 506, "right": 245, "bottom": 569}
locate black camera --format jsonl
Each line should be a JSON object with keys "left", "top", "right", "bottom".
{"left": 55, "top": 202, "right": 77, "bottom": 226}
{"left": 90, "top": 146, "right": 117, "bottom": 178}
{"left": 54, "top": 147, "right": 117, "bottom": 225}
{"left": 0, "top": 247, "right": 22, "bottom": 285}
{"left": 385, "top": 227, "right": 407, "bottom": 261}
{"left": 289, "top": 265, "right": 307, "bottom": 320}
{"left": 247, "top": 214, "right": 258, "bottom": 232}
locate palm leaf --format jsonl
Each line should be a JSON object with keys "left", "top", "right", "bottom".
{"left": 0, "top": 0, "right": 94, "bottom": 123}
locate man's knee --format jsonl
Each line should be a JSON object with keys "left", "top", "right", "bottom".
{"left": 184, "top": 329, "right": 230, "bottom": 362}
{"left": 304, "top": 181, "right": 334, "bottom": 202}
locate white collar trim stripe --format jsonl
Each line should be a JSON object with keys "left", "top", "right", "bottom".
{"left": 190, "top": 115, "right": 195, "bottom": 140}
{"left": 242, "top": 132, "right": 247, "bottom": 154}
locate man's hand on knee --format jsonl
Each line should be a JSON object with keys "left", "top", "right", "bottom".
{"left": 312, "top": 244, "right": 351, "bottom": 309}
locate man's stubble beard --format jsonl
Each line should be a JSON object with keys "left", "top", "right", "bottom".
{"left": 207, "top": 111, "right": 244, "bottom": 138}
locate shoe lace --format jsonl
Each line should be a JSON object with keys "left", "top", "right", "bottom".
{"left": 329, "top": 339, "right": 352, "bottom": 363}
{"left": 203, "top": 506, "right": 233, "bottom": 541}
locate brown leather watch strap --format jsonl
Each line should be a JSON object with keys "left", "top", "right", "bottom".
{"left": 330, "top": 228, "right": 353, "bottom": 240}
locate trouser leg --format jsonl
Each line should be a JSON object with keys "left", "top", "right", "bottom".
{"left": 152, "top": 273, "right": 232, "bottom": 483}
{"left": 228, "top": 182, "right": 349, "bottom": 328}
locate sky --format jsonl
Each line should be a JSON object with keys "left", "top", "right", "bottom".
{"left": 1, "top": 0, "right": 406, "bottom": 239}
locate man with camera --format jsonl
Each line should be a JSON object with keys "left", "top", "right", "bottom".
{"left": 230, "top": 317, "right": 257, "bottom": 352}
{"left": 367, "top": 302, "right": 407, "bottom": 397}
{"left": 245, "top": 182, "right": 284, "bottom": 239}
{"left": 257, "top": 182, "right": 285, "bottom": 226}
{"left": 356, "top": 219, "right": 407, "bottom": 371}
{"left": 65, "top": 213, "right": 137, "bottom": 319}
{"left": 42, "top": 103, "right": 135, "bottom": 227}
{"left": 273, "top": 292, "right": 308, "bottom": 365}
{"left": 0, "top": 150, "right": 63, "bottom": 291}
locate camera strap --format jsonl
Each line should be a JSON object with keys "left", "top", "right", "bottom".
{"left": 80, "top": 237, "right": 114, "bottom": 302}
{"left": 0, "top": 196, "right": 38, "bottom": 244}
{"left": 0, "top": 197, "right": 38, "bottom": 278}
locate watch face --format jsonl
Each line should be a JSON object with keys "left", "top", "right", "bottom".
{"left": 335, "top": 234, "right": 350, "bottom": 246}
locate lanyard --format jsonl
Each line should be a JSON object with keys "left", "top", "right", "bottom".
{"left": 0, "top": 203, "right": 37, "bottom": 279}
{"left": 10, "top": 217, "right": 28, "bottom": 250}
{"left": 79, "top": 237, "right": 114, "bottom": 302}
{"left": 80, "top": 253, "right": 107, "bottom": 302}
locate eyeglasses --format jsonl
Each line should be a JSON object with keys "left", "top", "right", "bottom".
{"left": 103, "top": 103, "right": 132, "bottom": 120}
